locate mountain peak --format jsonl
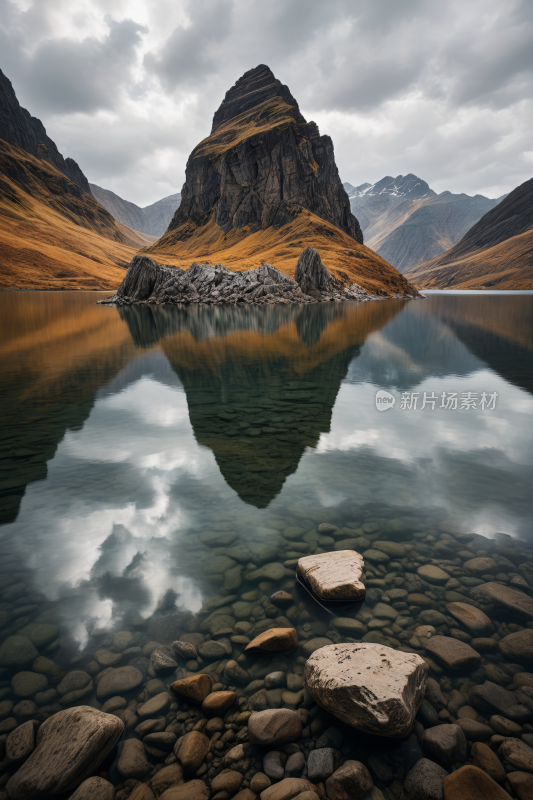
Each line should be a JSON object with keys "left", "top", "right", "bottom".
{"left": 346, "top": 174, "right": 435, "bottom": 200}
{"left": 0, "top": 68, "right": 90, "bottom": 194}
{"left": 211, "top": 64, "right": 305, "bottom": 133}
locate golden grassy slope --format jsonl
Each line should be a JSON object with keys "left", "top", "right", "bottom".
{"left": 0, "top": 140, "right": 149, "bottom": 289}
{"left": 406, "top": 227, "right": 533, "bottom": 289}
{"left": 147, "top": 208, "right": 417, "bottom": 296}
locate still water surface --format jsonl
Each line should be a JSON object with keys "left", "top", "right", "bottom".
{"left": 1, "top": 292, "right": 533, "bottom": 778}
{"left": 1, "top": 292, "right": 533, "bottom": 641}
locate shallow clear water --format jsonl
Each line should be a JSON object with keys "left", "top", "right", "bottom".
{"left": 1, "top": 291, "right": 533, "bottom": 790}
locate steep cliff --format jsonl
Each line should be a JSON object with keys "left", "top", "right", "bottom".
{"left": 146, "top": 65, "right": 415, "bottom": 295}
{"left": 0, "top": 68, "right": 91, "bottom": 194}
{"left": 406, "top": 177, "right": 533, "bottom": 289}
{"left": 164, "top": 64, "right": 360, "bottom": 242}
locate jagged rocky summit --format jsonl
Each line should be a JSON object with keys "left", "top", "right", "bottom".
{"left": 100, "top": 247, "right": 379, "bottom": 306}
{"left": 160, "top": 64, "right": 361, "bottom": 245}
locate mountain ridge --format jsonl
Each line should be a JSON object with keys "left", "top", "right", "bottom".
{"left": 0, "top": 70, "right": 150, "bottom": 289}
{"left": 0, "top": 68, "right": 91, "bottom": 194}
{"left": 344, "top": 173, "right": 502, "bottom": 273}
{"left": 406, "top": 176, "right": 533, "bottom": 289}
{"left": 89, "top": 184, "right": 181, "bottom": 238}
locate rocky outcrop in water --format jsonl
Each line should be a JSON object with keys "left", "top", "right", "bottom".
{"left": 101, "top": 248, "right": 375, "bottom": 307}
{"left": 0, "top": 68, "right": 91, "bottom": 194}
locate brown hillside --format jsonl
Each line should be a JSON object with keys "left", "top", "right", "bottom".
{"left": 406, "top": 177, "right": 533, "bottom": 289}
{"left": 0, "top": 140, "right": 150, "bottom": 290}
{"left": 147, "top": 65, "right": 416, "bottom": 296}
{"left": 406, "top": 228, "right": 533, "bottom": 290}
{"left": 148, "top": 207, "right": 415, "bottom": 296}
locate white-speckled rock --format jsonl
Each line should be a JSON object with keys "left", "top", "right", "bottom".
{"left": 304, "top": 642, "right": 428, "bottom": 737}
{"left": 297, "top": 550, "right": 365, "bottom": 601}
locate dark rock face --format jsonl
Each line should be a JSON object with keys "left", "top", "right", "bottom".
{"left": 101, "top": 248, "right": 369, "bottom": 307}
{"left": 0, "top": 68, "right": 91, "bottom": 194}
{"left": 165, "top": 64, "right": 362, "bottom": 243}
{"left": 295, "top": 247, "right": 341, "bottom": 297}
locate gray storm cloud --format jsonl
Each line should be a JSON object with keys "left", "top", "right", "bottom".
{"left": 0, "top": 0, "right": 531, "bottom": 205}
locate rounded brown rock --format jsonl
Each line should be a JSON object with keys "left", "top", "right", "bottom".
{"left": 446, "top": 602, "right": 495, "bottom": 638}
{"left": 261, "top": 777, "right": 318, "bottom": 800}
{"left": 159, "top": 779, "right": 209, "bottom": 800}
{"left": 443, "top": 764, "right": 512, "bottom": 799}
{"left": 210, "top": 770, "right": 243, "bottom": 795}
{"left": 424, "top": 635, "right": 481, "bottom": 671}
{"left": 96, "top": 666, "right": 143, "bottom": 699}
{"left": 68, "top": 776, "right": 116, "bottom": 800}
{"left": 201, "top": 690, "right": 237, "bottom": 715}
{"left": 244, "top": 627, "right": 298, "bottom": 654}
{"left": 507, "top": 771, "right": 533, "bottom": 800}
{"left": 464, "top": 557, "right": 498, "bottom": 574}
{"left": 248, "top": 708, "right": 302, "bottom": 746}
{"left": 118, "top": 738, "right": 151, "bottom": 779}
{"left": 269, "top": 591, "right": 294, "bottom": 606}
{"left": 148, "top": 764, "right": 184, "bottom": 798}
{"left": 499, "top": 630, "right": 533, "bottom": 661}
{"left": 471, "top": 741, "right": 506, "bottom": 784}
{"left": 498, "top": 738, "right": 533, "bottom": 773}
{"left": 456, "top": 719, "right": 494, "bottom": 742}
{"left": 174, "top": 730, "right": 209, "bottom": 772}
{"left": 170, "top": 674, "right": 213, "bottom": 703}
{"left": 325, "top": 761, "right": 373, "bottom": 800}
{"left": 417, "top": 565, "right": 450, "bottom": 585}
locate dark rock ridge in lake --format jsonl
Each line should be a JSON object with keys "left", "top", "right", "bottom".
{"left": 0, "top": 67, "right": 90, "bottom": 194}
{"left": 165, "top": 64, "right": 362, "bottom": 243}
{"left": 100, "top": 248, "right": 380, "bottom": 307}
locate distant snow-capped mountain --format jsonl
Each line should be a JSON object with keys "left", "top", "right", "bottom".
{"left": 343, "top": 173, "right": 501, "bottom": 273}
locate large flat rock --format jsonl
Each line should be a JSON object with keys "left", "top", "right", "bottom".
{"left": 297, "top": 550, "right": 365, "bottom": 601}
{"left": 6, "top": 706, "right": 123, "bottom": 799}
{"left": 471, "top": 582, "right": 533, "bottom": 620}
{"left": 304, "top": 642, "right": 428, "bottom": 737}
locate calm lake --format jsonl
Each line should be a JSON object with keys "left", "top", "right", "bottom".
{"left": 1, "top": 291, "right": 533, "bottom": 787}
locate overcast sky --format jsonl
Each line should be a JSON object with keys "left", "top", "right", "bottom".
{"left": 1, "top": 0, "right": 532, "bottom": 206}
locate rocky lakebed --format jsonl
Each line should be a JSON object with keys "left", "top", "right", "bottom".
{"left": 1, "top": 505, "right": 533, "bottom": 800}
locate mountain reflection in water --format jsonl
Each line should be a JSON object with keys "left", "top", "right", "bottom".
{"left": 118, "top": 301, "right": 404, "bottom": 506}
{"left": 0, "top": 292, "right": 532, "bottom": 523}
